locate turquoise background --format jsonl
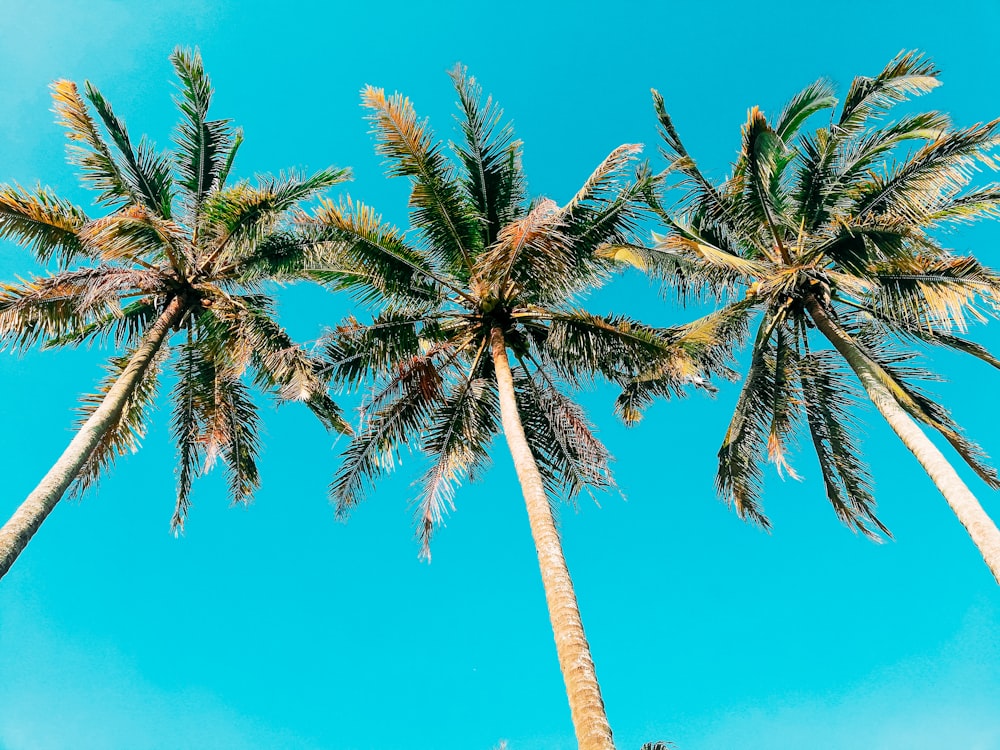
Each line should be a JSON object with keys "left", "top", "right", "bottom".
{"left": 1, "top": 2, "right": 999, "bottom": 748}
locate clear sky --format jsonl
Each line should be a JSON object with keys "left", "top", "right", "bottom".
{"left": 1, "top": 2, "right": 999, "bottom": 749}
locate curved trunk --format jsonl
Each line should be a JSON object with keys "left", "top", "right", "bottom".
{"left": 0, "top": 296, "right": 186, "bottom": 580}
{"left": 489, "top": 327, "right": 616, "bottom": 750}
{"left": 805, "top": 295, "right": 1000, "bottom": 584}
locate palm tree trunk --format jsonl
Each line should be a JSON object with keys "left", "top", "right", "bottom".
{"left": 489, "top": 326, "right": 616, "bottom": 750}
{"left": 0, "top": 296, "right": 186, "bottom": 580}
{"left": 805, "top": 295, "right": 1000, "bottom": 584}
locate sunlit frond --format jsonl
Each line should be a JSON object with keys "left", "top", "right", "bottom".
{"left": 201, "top": 167, "right": 349, "bottom": 267}
{"left": 774, "top": 78, "right": 837, "bottom": 141}
{"left": 0, "top": 185, "right": 89, "bottom": 266}
{"left": 0, "top": 267, "right": 163, "bottom": 351}
{"left": 838, "top": 50, "right": 941, "bottom": 134}
{"left": 362, "top": 85, "right": 478, "bottom": 274}
{"left": 51, "top": 80, "right": 133, "bottom": 208}
{"left": 306, "top": 197, "right": 443, "bottom": 307}
{"left": 80, "top": 204, "right": 189, "bottom": 266}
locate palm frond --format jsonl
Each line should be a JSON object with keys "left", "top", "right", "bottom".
{"left": 80, "top": 204, "right": 189, "bottom": 266}
{"left": 865, "top": 254, "right": 1000, "bottom": 332}
{"left": 416, "top": 352, "right": 499, "bottom": 557}
{"left": 799, "top": 349, "right": 887, "bottom": 537}
{"left": 0, "top": 185, "right": 89, "bottom": 266}
{"left": 83, "top": 82, "right": 174, "bottom": 217}
{"left": 475, "top": 198, "right": 568, "bottom": 296}
{"left": 201, "top": 167, "right": 349, "bottom": 267}
{"left": 50, "top": 80, "right": 133, "bottom": 208}
{"left": 838, "top": 51, "right": 941, "bottom": 133}
{"left": 170, "top": 335, "right": 203, "bottom": 531}
{"left": 320, "top": 312, "right": 425, "bottom": 390}
{"left": 513, "top": 363, "right": 615, "bottom": 501}
{"left": 330, "top": 357, "right": 443, "bottom": 515}
{"left": 207, "top": 294, "right": 351, "bottom": 433}
{"left": 306, "top": 197, "right": 445, "bottom": 306}
{"left": 850, "top": 324, "right": 1000, "bottom": 488}
{"left": 42, "top": 299, "right": 157, "bottom": 350}
{"left": 449, "top": 65, "right": 526, "bottom": 249}
{"left": 362, "top": 85, "right": 478, "bottom": 274}
{"left": 774, "top": 78, "right": 837, "bottom": 142}
{"left": 0, "top": 267, "right": 164, "bottom": 351}
{"left": 716, "top": 313, "right": 782, "bottom": 527}
{"left": 855, "top": 119, "right": 1000, "bottom": 225}
{"left": 170, "top": 47, "right": 237, "bottom": 219}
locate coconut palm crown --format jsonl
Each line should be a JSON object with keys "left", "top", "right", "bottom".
{"left": 611, "top": 51, "right": 1000, "bottom": 581}
{"left": 308, "top": 68, "right": 726, "bottom": 750}
{"left": 0, "top": 48, "right": 350, "bottom": 579}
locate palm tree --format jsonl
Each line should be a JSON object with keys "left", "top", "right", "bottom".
{"left": 0, "top": 49, "right": 350, "bottom": 580}
{"left": 309, "top": 69, "right": 721, "bottom": 750}
{"left": 610, "top": 51, "right": 1000, "bottom": 582}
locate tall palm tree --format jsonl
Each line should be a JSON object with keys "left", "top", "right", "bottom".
{"left": 610, "top": 51, "right": 1000, "bottom": 582}
{"left": 0, "top": 49, "right": 350, "bottom": 580}
{"left": 309, "top": 69, "right": 724, "bottom": 750}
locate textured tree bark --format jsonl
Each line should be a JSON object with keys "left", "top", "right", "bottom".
{"left": 806, "top": 295, "right": 1000, "bottom": 584}
{"left": 490, "top": 326, "right": 616, "bottom": 750}
{"left": 0, "top": 296, "right": 186, "bottom": 580}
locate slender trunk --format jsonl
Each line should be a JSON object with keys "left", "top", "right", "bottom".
{"left": 0, "top": 296, "right": 185, "bottom": 580}
{"left": 489, "top": 327, "right": 616, "bottom": 750}
{"left": 806, "top": 295, "right": 1000, "bottom": 584}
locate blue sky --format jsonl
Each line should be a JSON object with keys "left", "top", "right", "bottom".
{"left": 2, "top": 1, "right": 1000, "bottom": 749}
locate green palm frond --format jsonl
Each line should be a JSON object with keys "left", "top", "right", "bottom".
{"left": 774, "top": 78, "right": 837, "bottom": 141}
{"left": 170, "top": 47, "right": 237, "bottom": 218}
{"left": 652, "top": 89, "right": 735, "bottom": 231}
{"left": 41, "top": 299, "right": 157, "bottom": 350}
{"left": 202, "top": 295, "right": 350, "bottom": 433}
{"left": 51, "top": 80, "right": 134, "bottom": 208}
{"left": 838, "top": 50, "right": 941, "bottom": 134}
{"left": 864, "top": 254, "right": 1000, "bottom": 332}
{"left": 449, "top": 65, "right": 525, "bottom": 249}
{"left": 213, "top": 371, "right": 262, "bottom": 507}
{"left": 849, "top": 323, "right": 1000, "bottom": 488}
{"left": 330, "top": 359, "right": 443, "bottom": 516}
{"left": 716, "top": 313, "right": 784, "bottom": 527}
{"left": 0, "top": 185, "right": 89, "bottom": 266}
{"left": 320, "top": 312, "right": 425, "bottom": 390}
{"left": 83, "top": 82, "right": 174, "bottom": 217}
{"left": 306, "top": 197, "right": 445, "bottom": 306}
{"left": 200, "top": 167, "right": 349, "bottom": 268}
{"left": 799, "top": 350, "right": 886, "bottom": 537}
{"left": 765, "top": 325, "right": 802, "bottom": 480}
{"left": 855, "top": 119, "right": 1000, "bottom": 225}
{"left": 362, "top": 85, "right": 478, "bottom": 274}
{"left": 170, "top": 336, "right": 203, "bottom": 531}
{"left": 513, "top": 364, "right": 615, "bottom": 501}
{"left": 614, "top": 301, "right": 750, "bottom": 425}
{"left": 543, "top": 310, "right": 683, "bottom": 387}
{"left": 923, "top": 183, "right": 1000, "bottom": 226}
{"left": 416, "top": 353, "right": 499, "bottom": 556}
